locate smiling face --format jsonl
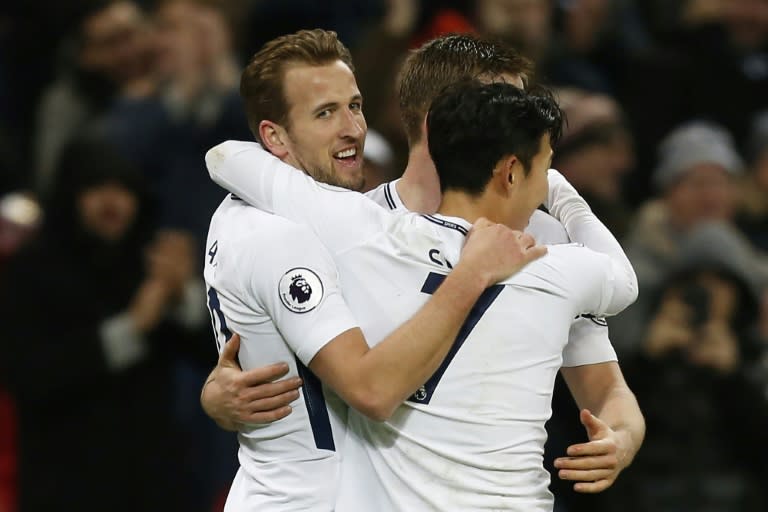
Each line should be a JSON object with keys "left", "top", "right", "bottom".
{"left": 278, "top": 60, "right": 367, "bottom": 191}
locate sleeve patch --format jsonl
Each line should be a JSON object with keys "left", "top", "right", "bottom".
{"left": 279, "top": 267, "right": 324, "bottom": 313}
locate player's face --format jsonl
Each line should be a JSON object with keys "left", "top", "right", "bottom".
{"left": 281, "top": 61, "right": 367, "bottom": 191}
{"left": 78, "top": 182, "right": 138, "bottom": 242}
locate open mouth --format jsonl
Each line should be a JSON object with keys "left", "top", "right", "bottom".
{"left": 333, "top": 147, "right": 359, "bottom": 167}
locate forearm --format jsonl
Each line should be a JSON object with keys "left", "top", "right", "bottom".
{"left": 206, "top": 140, "right": 278, "bottom": 213}
{"left": 586, "top": 384, "right": 645, "bottom": 469}
{"left": 562, "top": 362, "right": 645, "bottom": 469}
{"left": 355, "top": 265, "right": 487, "bottom": 418}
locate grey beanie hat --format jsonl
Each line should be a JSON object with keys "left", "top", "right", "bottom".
{"left": 653, "top": 121, "right": 744, "bottom": 190}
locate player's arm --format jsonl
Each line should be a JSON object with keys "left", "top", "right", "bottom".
{"left": 254, "top": 220, "right": 545, "bottom": 422}
{"left": 205, "top": 140, "right": 378, "bottom": 253}
{"left": 555, "top": 362, "right": 645, "bottom": 494}
{"left": 546, "top": 169, "right": 638, "bottom": 311}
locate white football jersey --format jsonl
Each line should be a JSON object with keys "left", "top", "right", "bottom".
{"left": 204, "top": 197, "right": 360, "bottom": 511}
{"left": 374, "top": 178, "right": 617, "bottom": 367}
{"left": 206, "top": 141, "right": 638, "bottom": 511}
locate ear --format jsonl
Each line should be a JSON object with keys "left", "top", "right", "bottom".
{"left": 495, "top": 154, "right": 518, "bottom": 194}
{"left": 259, "top": 120, "right": 289, "bottom": 158}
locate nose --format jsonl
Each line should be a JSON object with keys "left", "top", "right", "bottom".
{"left": 339, "top": 107, "right": 366, "bottom": 140}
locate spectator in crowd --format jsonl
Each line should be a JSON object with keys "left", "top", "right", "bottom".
{"left": 34, "top": 0, "right": 154, "bottom": 193}
{"left": 613, "top": 120, "right": 768, "bottom": 355}
{"left": 552, "top": 87, "right": 635, "bottom": 237}
{"left": 101, "top": 0, "right": 251, "bottom": 250}
{"left": 0, "top": 136, "right": 212, "bottom": 512}
{"left": 606, "top": 224, "right": 768, "bottom": 512}
{"left": 623, "top": 0, "right": 768, "bottom": 203}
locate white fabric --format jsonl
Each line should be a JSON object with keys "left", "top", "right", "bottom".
{"left": 204, "top": 198, "right": 358, "bottom": 511}
{"left": 207, "top": 141, "right": 638, "bottom": 510}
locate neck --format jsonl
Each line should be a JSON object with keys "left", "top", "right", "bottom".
{"left": 437, "top": 191, "right": 528, "bottom": 231}
{"left": 396, "top": 141, "right": 442, "bottom": 213}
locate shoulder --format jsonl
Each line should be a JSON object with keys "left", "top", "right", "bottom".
{"left": 209, "top": 196, "right": 323, "bottom": 258}
{"left": 364, "top": 180, "right": 404, "bottom": 211}
{"left": 525, "top": 209, "right": 569, "bottom": 244}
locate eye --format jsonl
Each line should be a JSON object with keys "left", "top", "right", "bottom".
{"left": 350, "top": 102, "right": 362, "bottom": 111}
{"left": 317, "top": 109, "right": 332, "bottom": 119}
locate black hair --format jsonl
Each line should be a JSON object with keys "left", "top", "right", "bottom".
{"left": 427, "top": 81, "right": 563, "bottom": 195}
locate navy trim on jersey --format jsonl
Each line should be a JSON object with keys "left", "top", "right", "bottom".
{"left": 580, "top": 314, "right": 608, "bottom": 327}
{"left": 230, "top": 193, "right": 242, "bottom": 201}
{"left": 420, "top": 215, "right": 469, "bottom": 236}
{"left": 295, "top": 359, "right": 336, "bottom": 451}
{"left": 408, "top": 273, "right": 505, "bottom": 405}
{"left": 383, "top": 182, "right": 396, "bottom": 210}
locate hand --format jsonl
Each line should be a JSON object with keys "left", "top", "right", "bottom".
{"left": 643, "top": 294, "right": 695, "bottom": 357}
{"left": 687, "top": 322, "right": 740, "bottom": 374}
{"left": 554, "top": 409, "right": 626, "bottom": 493}
{"left": 201, "top": 333, "right": 303, "bottom": 430}
{"left": 460, "top": 217, "right": 547, "bottom": 288}
{"left": 129, "top": 278, "right": 175, "bottom": 332}
{"left": 146, "top": 230, "right": 196, "bottom": 294}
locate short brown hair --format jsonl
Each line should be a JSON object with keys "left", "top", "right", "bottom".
{"left": 240, "top": 29, "right": 354, "bottom": 142}
{"left": 398, "top": 34, "right": 533, "bottom": 145}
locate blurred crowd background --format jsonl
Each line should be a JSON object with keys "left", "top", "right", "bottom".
{"left": 0, "top": 0, "right": 767, "bottom": 511}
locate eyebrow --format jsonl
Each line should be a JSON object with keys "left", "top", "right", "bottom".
{"left": 312, "top": 94, "right": 363, "bottom": 115}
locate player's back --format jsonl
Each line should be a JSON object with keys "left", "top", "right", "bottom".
{"left": 333, "top": 213, "right": 615, "bottom": 511}
{"left": 204, "top": 197, "right": 351, "bottom": 511}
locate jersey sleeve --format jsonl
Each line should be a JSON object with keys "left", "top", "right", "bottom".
{"left": 546, "top": 170, "right": 638, "bottom": 310}
{"left": 206, "top": 140, "right": 388, "bottom": 254}
{"left": 561, "top": 316, "right": 617, "bottom": 367}
{"left": 547, "top": 244, "right": 637, "bottom": 318}
{"left": 238, "top": 221, "right": 359, "bottom": 366}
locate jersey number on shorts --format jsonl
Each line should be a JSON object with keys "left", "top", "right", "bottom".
{"left": 207, "top": 287, "right": 232, "bottom": 352}
{"left": 407, "top": 272, "right": 505, "bottom": 405}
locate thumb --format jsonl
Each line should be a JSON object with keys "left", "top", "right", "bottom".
{"left": 580, "top": 409, "right": 607, "bottom": 440}
{"left": 219, "top": 332, "right": 241, "bottom": 367}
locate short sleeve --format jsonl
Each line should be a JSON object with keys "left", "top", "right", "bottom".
{"left": 561, "top": 316, "right": 617, "bottom": 367}
{"left": 239, "top": 221, "right": 359, "bottom": 366}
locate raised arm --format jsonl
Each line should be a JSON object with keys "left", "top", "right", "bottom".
{"left": 546, "top": 169, "right": 638, "bottom": 314}
{"left": 206, "top": 140, "right": 381, "bottom": 253}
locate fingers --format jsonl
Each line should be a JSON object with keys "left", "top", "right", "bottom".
{"left": 566, "top": 438, "right": 616, "bottom": 457}
{"left": 557, "top": 467, "right": 615, "bottom": 484}
{"left": 525, "top": 244, "right": 548, "bottom": 262}
{"left": 554, "top": 454, "right": 619, "bottom": 471}
{"left": 573, "top": 479, "right": 615, "bottom": 494}
{"left": 240, "top": 376, "right": 303, "bottom": 402}
{"left": 580, "top": 409, "right": 608, "bottom": 440}
{"left": 242, "top": 405, "right": 294, "bottom": 425}
{"left": 239, "top": 363, "right": 295, "bottom": 387}
{"left": 219, "top": 333, "right": 241, "bottom": 363}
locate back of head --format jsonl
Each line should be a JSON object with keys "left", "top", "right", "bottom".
{"left": 398, "top": 34, "right": 533, "bottom": 146}
{"left": 427, "top": 81, "right": 562, "bottom": 195}
{"left": 240, "top": 29, "right": 354, "bottom": 142}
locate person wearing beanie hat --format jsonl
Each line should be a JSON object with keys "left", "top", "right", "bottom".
{"left": 606, "top": 222, "right": 768, "bottom": 512}
{"left": 652, "top": 120, "right": 744, "bottom": 191}
{"left": 611, "top": 120, "right": 756, "bottom": 356}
